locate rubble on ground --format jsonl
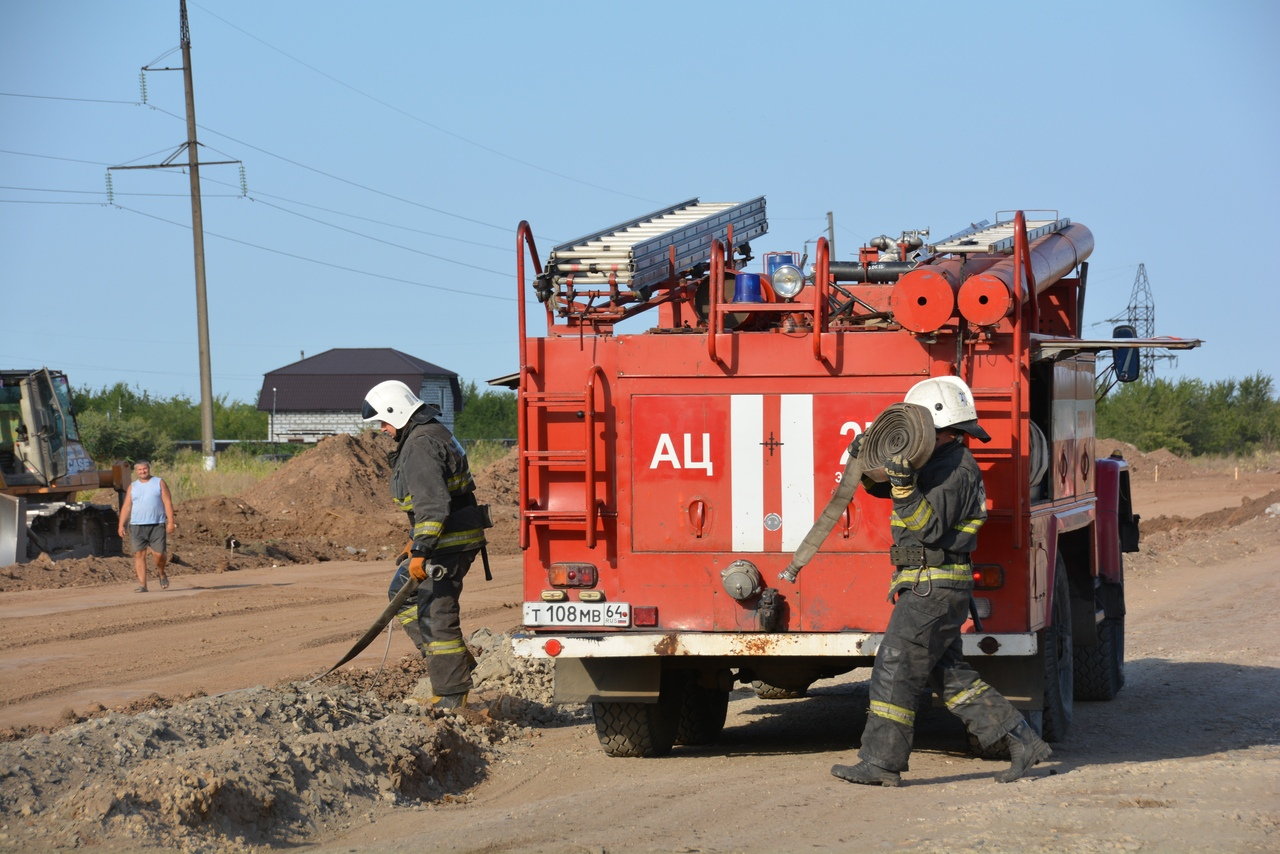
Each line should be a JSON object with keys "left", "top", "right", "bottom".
{"left": 0, "top": 629, "right": 584, "bottom": 852}
{"left": 0, "top": 435, "right": 521, "bottom": 591}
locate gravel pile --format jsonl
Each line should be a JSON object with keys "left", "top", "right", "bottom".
{"left": 0, "top": 631, "right": 583, "bottom": 852}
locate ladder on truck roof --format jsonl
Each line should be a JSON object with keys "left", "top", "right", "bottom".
{"left": 931, "top": 215, "right": 1069, "bottom": 256}
{"left": 546, "top": 197, "right": 768, "bottom": 298}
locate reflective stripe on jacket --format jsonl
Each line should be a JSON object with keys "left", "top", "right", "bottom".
{"left": 866, "top": 438, "right": 987, "bottom": 592}
{"left": 390, "top": 414, "right": 486, "bottom": 557}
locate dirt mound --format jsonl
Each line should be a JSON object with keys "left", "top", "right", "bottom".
{"left": 0, "top": 629, "right": 571, "bottom": 851}
{"left": 1097, "top": 438, "right": 1197, "bottom": 480}
{"left": 473, "top": 447, "right": 521, "bottom": 555}
{"left": 0, "top": 432, "right": 522, "bottom": 591}
{"left": 1141, "top": 488, "right": 1280, "bottom": 535}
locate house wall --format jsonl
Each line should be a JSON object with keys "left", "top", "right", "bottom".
{"left": 269, "top": 379, "right": 456, "bottom": 442}
{"left": 418, "top": 378, "right": 456, "bottom": 428}
{"left": 270, "top": 411, "right": 368, "bottom": 443}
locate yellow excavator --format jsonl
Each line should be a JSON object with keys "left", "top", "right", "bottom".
{"left": 0, "top": 368, "right": 132, "bottom": 566}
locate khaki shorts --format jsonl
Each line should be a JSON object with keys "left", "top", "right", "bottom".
{"left": 130, "top": 524, "right": 167, "bottom": 554}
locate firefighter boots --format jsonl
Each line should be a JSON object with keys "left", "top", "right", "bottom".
{"left": 995, "top": 719, "right": 1052, "bottom": 783}
{"left": 831, "top": 761, "right": 902, "bottom": 787}
{"left": 429, "top": 692, "right": 469, "bottom": 711}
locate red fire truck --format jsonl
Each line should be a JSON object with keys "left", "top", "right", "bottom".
{"left": 510, "top": 199, "right": 1199, "bottom": 757}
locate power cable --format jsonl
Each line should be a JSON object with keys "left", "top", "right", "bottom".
{"left": 189, "top": 2, "right": 655, "bottom": 204}
{"left": 0, "top": 91, "right": 137, "bottom": 105}
{"left": 2, "top": 185, "right": 238, "bottom": 198}
{"left": 112, "top": 203, "right": 519, "bottom": 300}
{"left": 0, "top": 147, "right": 112, "bottom": 167}
{"left": 243, "top": 195, "right": 507, "bottom": 267}
{"left": 0, "top": 199, "right": 102, "bottom": 206}
{"left": 206, "top": 177, "right": 511, "bottom": 252}
{"left": 144, "top": 102, "right": 512, "bottom": 233}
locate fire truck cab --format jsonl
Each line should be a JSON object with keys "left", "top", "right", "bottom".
{"left": 511, "top": 199, "right": 1199, "bottom": 757}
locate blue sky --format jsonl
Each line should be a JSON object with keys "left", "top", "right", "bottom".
{"left": 2, "top": 1, "right": 1276, "bottom": 406}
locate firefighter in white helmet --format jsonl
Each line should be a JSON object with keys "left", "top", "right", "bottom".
{"left": 362, "top": 380, "right": 490, "bottom": 710}
{"left": 831, "top": 375, "right": 1052, "bottom": 786}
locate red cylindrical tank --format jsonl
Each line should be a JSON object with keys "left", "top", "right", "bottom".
{"left": 957, "top": 223, "right": 1094, "bottom": 327}
{"left": 890, "top": 261, "right": 961, "bottom": 334}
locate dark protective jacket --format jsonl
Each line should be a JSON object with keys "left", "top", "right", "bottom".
{"left": 865, "top": 438, "right": 987, "bottom": 592}
{"left": 389, "top": 407, "right": 487, "bottom": 558}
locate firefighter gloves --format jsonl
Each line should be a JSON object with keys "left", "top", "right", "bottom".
{"left": 886, "top": 454, "right": 917, "bottom": 489}
{"left": 848, "top": 433, "right": 865, "bottom": 460}
{"left": 396, "top": 540, "right": 415, "bottom": 566}
{"left": 409, "top": 556, "right": 448, "bottom": 582}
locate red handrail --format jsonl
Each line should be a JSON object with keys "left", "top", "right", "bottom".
{"left": 813, "top": 237, "right": 830, "bottom": 360}
{"left": 1009, "top": 212, "right": 1030, "bottom": 550}
{"left": 516, "top": 221, "right": 542, "bottom": 550}
{"left": 708, "top": 237, "right": 724, "bottom": 362}
{"left": 584, "top": 364, "right": 606, "bottom": 548}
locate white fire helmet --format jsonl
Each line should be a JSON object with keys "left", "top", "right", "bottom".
{"left": 905, "top": 376, "right": 991, "bottom": 443}
{"left": 361, "top": 380, "right": 424, "bottom": 431}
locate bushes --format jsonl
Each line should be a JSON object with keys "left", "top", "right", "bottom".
{"left": 75, "top": 410, "right": 173, "bottom": 464}
{"left": 72, "top": 382, "right": 268, "bottom": 463}
{"left": 1098, "top": 372, "right": 1279, "bottom": 456}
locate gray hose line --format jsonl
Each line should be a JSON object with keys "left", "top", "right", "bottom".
{"left": 779, "top": 403, "right": 935, "bottom": 583}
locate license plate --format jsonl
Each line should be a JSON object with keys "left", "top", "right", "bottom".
{"left": 523, "top": 602, "right": 630, "bottom": 627}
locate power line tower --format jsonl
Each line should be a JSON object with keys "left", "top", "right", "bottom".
{"left": 1106, "top": 263, "right": 1176, "bottom": 376}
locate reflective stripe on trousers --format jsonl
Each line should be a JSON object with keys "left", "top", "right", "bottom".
{"left": 858, "top": 584, "right": 1022, "bottom": 772}
{"left": 387, "top": 550, "right": 479, "bottom": 695}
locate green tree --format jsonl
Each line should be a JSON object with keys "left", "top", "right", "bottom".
{"left": 454, "top": 381, "right": 516, "bottom": 440}
{"left": 76, "top": 410, "right": 173, "bottom": 463}
{"left": 1098, "top": 373, "right": 1280, "bottom": 456}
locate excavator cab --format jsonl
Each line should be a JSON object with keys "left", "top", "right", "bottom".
{"left": 1, "top": 369, "right": 127, "bottom": 566}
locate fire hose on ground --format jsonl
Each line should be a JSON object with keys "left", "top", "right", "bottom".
{"left": 779, "top": 403, "right": 936, "bottom": 584}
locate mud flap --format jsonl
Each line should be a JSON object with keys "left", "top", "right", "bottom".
{"left": 553, "top": 657, "right": 661, "bottom": 703}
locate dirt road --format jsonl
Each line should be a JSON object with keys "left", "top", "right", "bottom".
{"left": 1, "top": 460, "right": 1278, "bottom": 852}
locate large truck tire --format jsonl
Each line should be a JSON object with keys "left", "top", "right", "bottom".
{"left": 751, "top": 680, "right": 808, "bottom": 700}
{"left": 676, "top": 678, "right": 730, "bottom": 746}
{"left": 1074, "top": 615, "right": 1125, "bottom": 700}
{"left": 592, "top": 671, "right": 681, "bottom": 757}
{"left": 1041, "top": 556, "right": 1075, "bottom": 741}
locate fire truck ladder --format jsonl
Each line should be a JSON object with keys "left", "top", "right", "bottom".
{"left": 519, "top": 364, "right": 608, "bottom": 550}
{"left": 930, "top": 214, "right": 1068, "bottom": 255}
{"left": 544, "top": 197, "right": 768, "bottom": 311}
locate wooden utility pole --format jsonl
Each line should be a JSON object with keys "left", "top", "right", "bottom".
{"left": 108, "top": 2, "right": 238, "bottom": 470}
{"left": 180, "top": 0, "right": 217, "bottom": 470}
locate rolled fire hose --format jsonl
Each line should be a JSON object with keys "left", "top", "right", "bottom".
{"left": 779, "top": 403, "right": 935, "bottom": 583}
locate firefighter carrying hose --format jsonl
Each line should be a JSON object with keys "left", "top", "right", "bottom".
{"left": 362, "top": 380, "right": 490, "bottom": 710}
{"left": 831, "top": 377, "right": 1052, "bottom": 786}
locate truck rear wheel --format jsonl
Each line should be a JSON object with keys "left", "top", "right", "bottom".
{"left": 751, "top": 680, "right": 808, "bottom": 700}
{"left": 1075, "top": 614, "right": 1125, "bottom": 700}
{"left": 676, "top": 676, "right": 730, "bottom": 746}
{"left": 1041, "top": 556, "right": 1075, "bottom": 741}
{"left": 592, "top": 672, "right": 681, "bottom": 757}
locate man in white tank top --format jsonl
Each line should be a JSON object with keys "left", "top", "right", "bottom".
{"left": 116, "top": 461, "right": 177, "bottom": 592}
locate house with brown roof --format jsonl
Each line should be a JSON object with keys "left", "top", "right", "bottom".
{"left": 257, "top": 348, "right": 462, "bottom": 442}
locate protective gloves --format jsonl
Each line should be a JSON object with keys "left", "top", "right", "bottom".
{"left": 885, "top": 454, "right": 916, "bottom": 490}
{"left": 408, "top": 554, "right": 447, "bottom": 582}
{"left": 847, "top": 433, "right": 865, "bottom": 460}
{"left": 395, "top": 539, "right": 414, "bottom": 565}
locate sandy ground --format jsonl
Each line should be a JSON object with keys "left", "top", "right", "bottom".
{"left": 1, "top": 447, "right": 1278, "bottom": 852}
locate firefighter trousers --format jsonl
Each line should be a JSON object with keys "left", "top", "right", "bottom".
{"left": 387, "top": 549, "right": 479, "bottom": 696}
{"left": 858, "top": 583, "right": 1023, "bottom": 772}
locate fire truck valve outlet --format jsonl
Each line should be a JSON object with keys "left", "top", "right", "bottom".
{"left": 779, "top": 403, "right": 935, "bottom": 583}
{"left": 721, "top": 560, "right": 763, "bottom": 600}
